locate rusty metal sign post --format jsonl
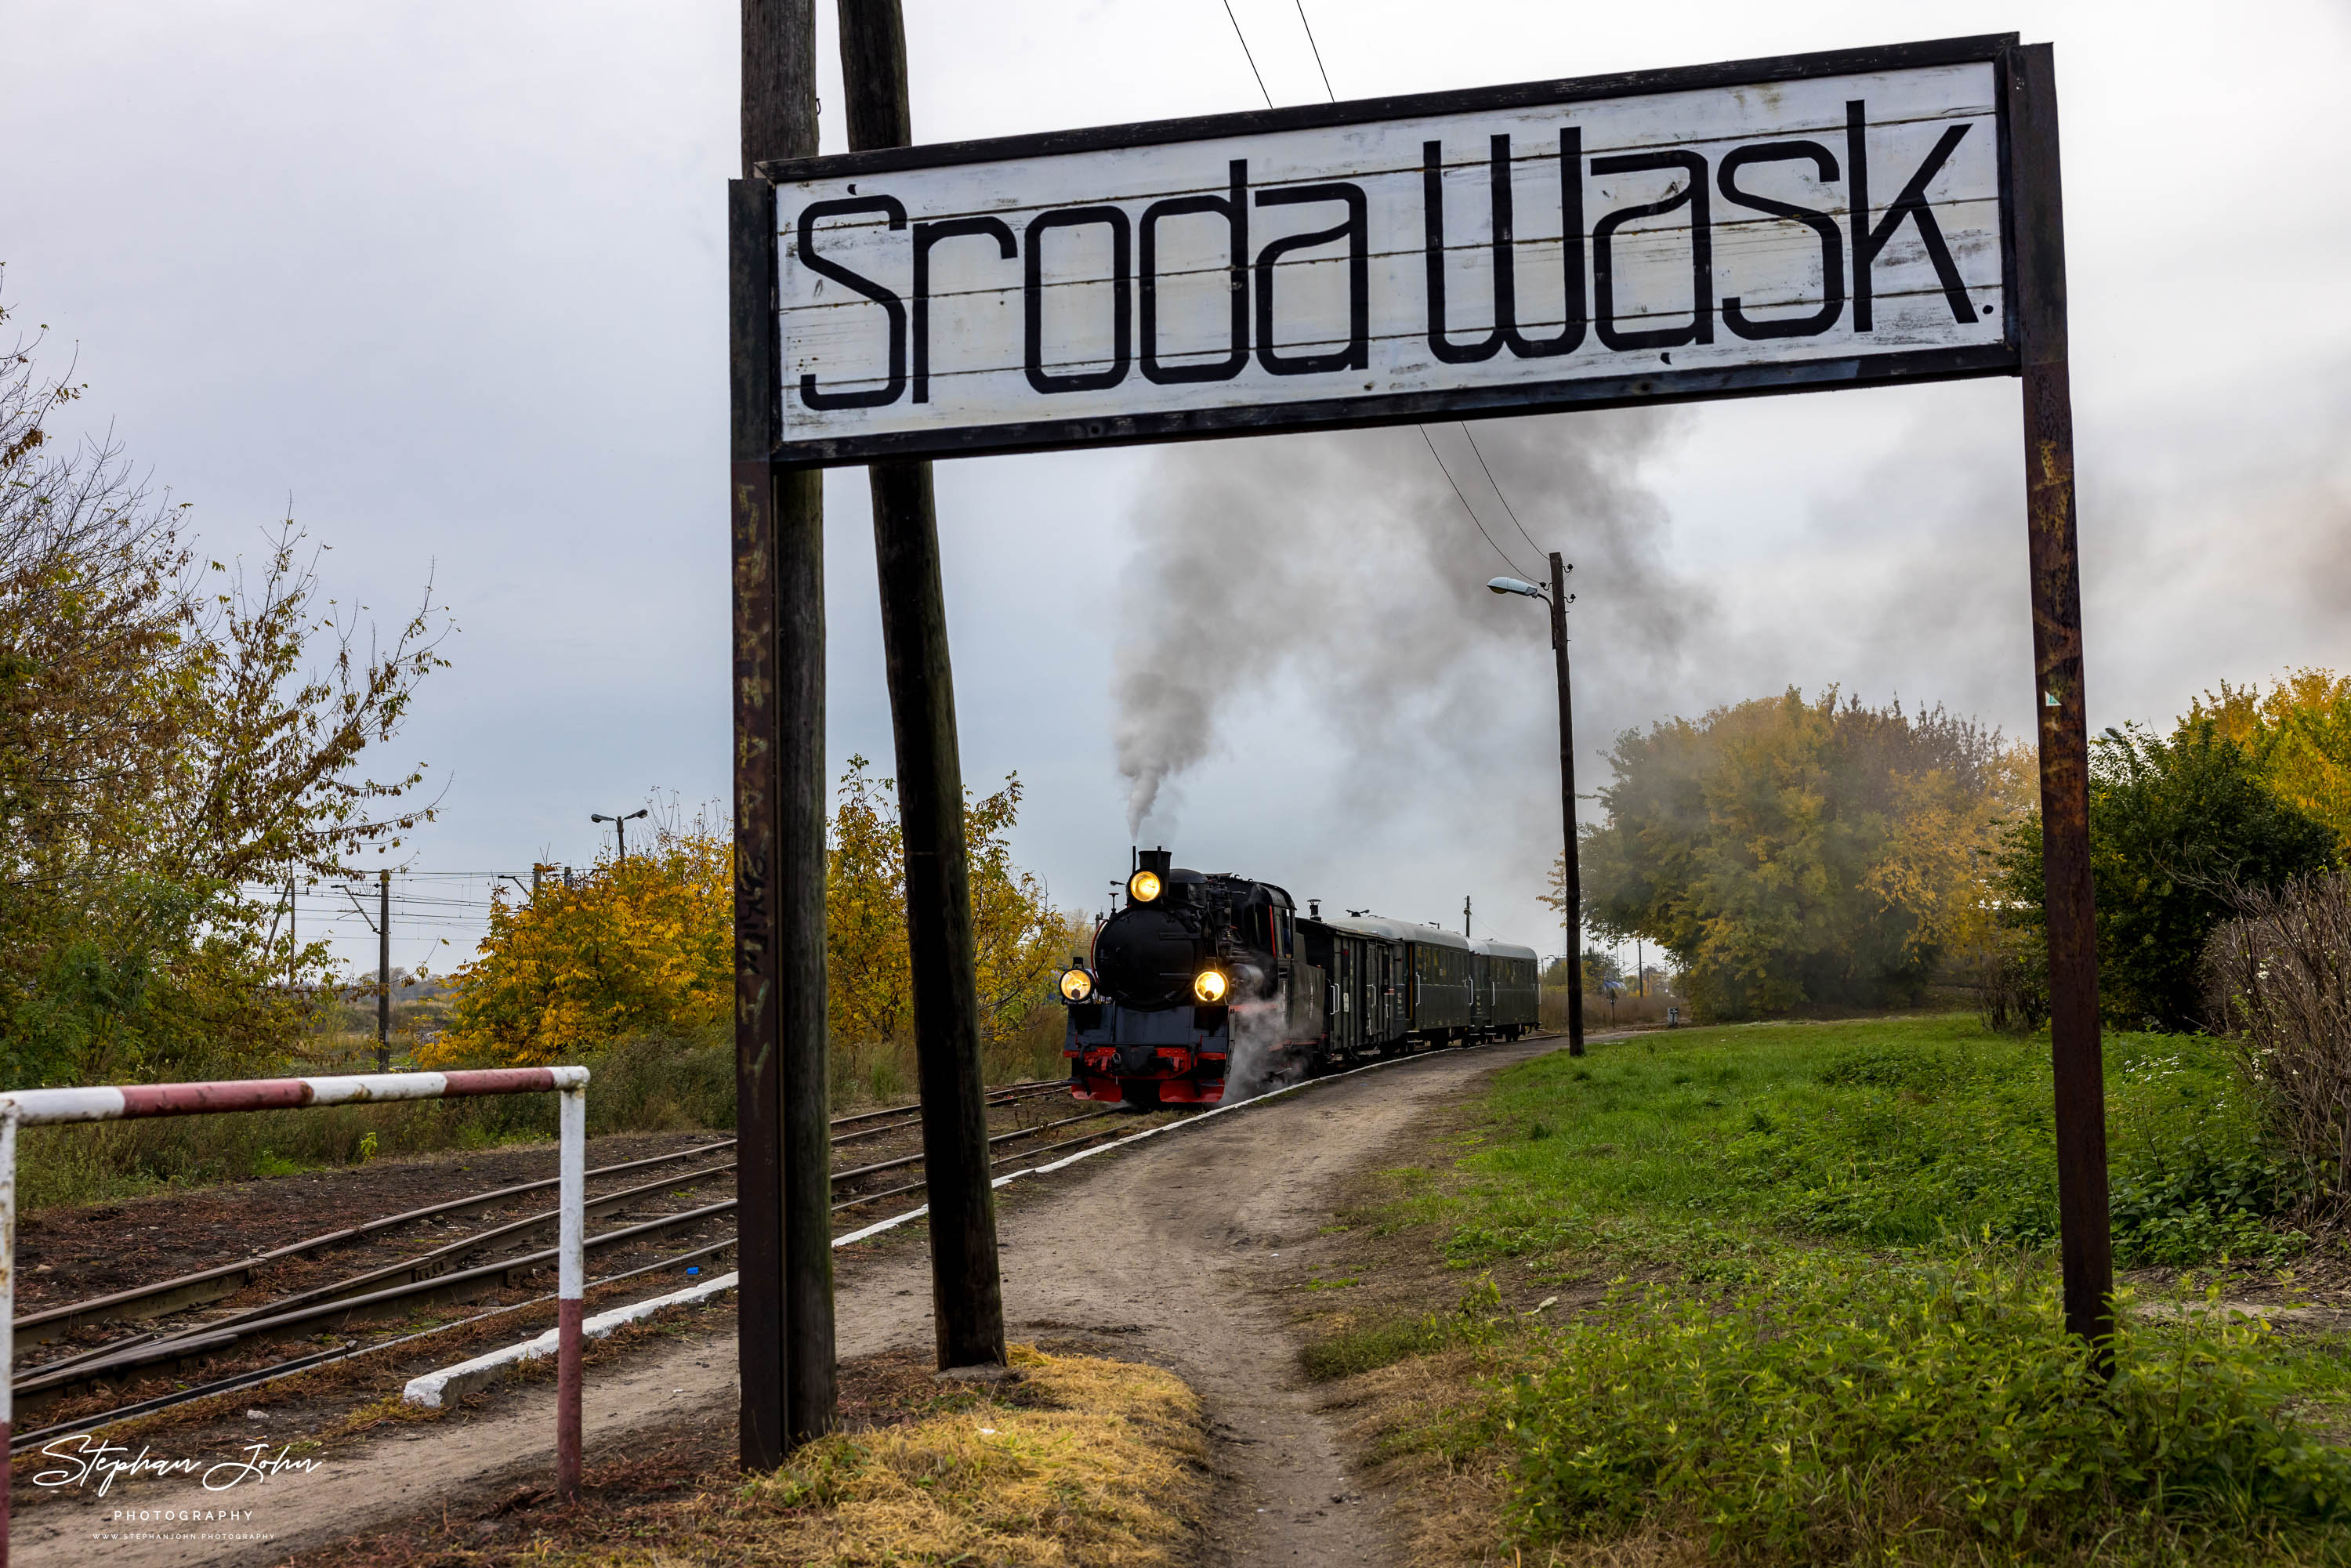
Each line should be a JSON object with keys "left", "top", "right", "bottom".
{"left": 730, "top": 30, "right": 2112, "bottom": 1462}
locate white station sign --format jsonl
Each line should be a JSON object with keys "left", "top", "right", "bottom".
{"left": 763, "top": 38, "right": 2020, "bottom": 465}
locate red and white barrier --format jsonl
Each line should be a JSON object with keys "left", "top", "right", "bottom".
{"left": 0, "top": 1065, "right": 591, "bottom": 1566}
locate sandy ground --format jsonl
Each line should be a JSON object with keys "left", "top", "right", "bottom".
{"left": 15, "top": 1035, "right": 1565, "bottom": 1568}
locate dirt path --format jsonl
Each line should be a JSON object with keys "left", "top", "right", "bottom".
{"left": 15, "top": 1037, "right": 1564, "bottom": 1567}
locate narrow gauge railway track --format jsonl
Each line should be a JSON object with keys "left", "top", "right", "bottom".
{"left": 8, "top": 1078, "right": 1106, "bottom": 1434}
{"left": 16, "top": 1077, "right": 1069, "bottom": 1356}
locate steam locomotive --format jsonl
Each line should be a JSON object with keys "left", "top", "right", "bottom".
{"left": 1057, "top": 847, "right": 1541, "bottom": 1106}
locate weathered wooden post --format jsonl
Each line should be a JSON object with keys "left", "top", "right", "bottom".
{"left": 832, "top": 0, "right": 1009, "bottom": 1374}
{"left": 2008, "top": 42, "right": 2114, "bottom": 1354}
{"left": 377, "top": 870, "right": 392, "bottom": 1070}
{"left": 733, "top": 0, "right": 836, "bottom": 1465}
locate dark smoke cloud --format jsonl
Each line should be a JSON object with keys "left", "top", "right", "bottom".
{"left": 1111, "top": 410, "right": 1697, "bottom": 842}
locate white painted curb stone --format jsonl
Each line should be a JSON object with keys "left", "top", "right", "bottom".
{"left": 402, "top": 1269, "right": 738, "bottom": 1408}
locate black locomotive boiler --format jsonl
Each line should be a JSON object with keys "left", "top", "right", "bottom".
{"left": 1058, "top": 848, "right": 1541, "bottom": 1106}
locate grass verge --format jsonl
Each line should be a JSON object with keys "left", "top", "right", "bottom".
{"left": 1306, "top": 1016, "right": 2351, "bottom": 1566}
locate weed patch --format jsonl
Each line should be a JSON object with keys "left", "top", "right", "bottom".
{"left": 1494, "top": 1252, "right": 2351, "bottom": 1563}
{"left": 598, "top": 1345, "right": 1205, "bottom": 1567}
{"left": 1317, "top": 1016, "right": 2351, "bottom": 1566}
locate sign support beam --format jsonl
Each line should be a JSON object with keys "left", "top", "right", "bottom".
{"left": 2009, "top": 42, "right": 2113, "bottom": 1354}
{"left": 734, "top": 0, "right": 835, "bottom": 1466}
{"left": 836, "top": 0, "right": 1009, "bottom": 1372}
{"left": 738, "top": 28, "right": 2115, "bottom": 1358}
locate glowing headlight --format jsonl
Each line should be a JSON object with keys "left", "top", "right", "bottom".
{"left": 1059, "top": 967, "right": 1095, "bottom": 1002}
{"left": 1192, "top": 969, "right": 1229, "bottom": 1004}
{"left": 1128, "top": 869, "right": 1162, "bottom": 903}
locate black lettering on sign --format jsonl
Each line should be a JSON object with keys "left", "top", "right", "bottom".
{"left": 1422, "top": 131, "right": 1587, "bottom": 365}
{"left": 911, "top": 217, "right": 1016, "bottom": 404}
{"left": 1025, "top": 205, "right": 1133, "bottom": 394}
{"left": 1140, "top": 159, "right": 1250, "bottom": 385}
{"left": 1715, "top": 142, "right": 1845, "bottom": 339}
{"left": 1253, "top": 183, "right": 1367, "bottom": 376}
{"left": 1591, "top": 151, "right": 1712, "bottom": 353}
{"left": 795, "top": 197, "right": 908, "bottom": 410}
{"left": 1846, "top": 101, "right": 1975, "bottom": 330}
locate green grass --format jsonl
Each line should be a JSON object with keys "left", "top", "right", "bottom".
{"left": 1451, "top": 1016, "right": 2300, "bottom": 1271}
{"left": 1355, "top": 1016, "right": 2351, "bottom": 1565}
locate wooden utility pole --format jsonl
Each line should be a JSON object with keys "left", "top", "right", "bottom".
{"left": 376, "top": 871, "right": 392, "bottom": 1070}
{"left": 2009, "top": 42, "right": 2113, "bottom": 1354}
{"left": 834, "top": 0, "right": 1008, "bottom": 1373}
{"left": 734, "top": 0, "right": 835, "bottom": 1465}
{"left": 1548, "top": 554, "right": 1585, "bottom": 1058}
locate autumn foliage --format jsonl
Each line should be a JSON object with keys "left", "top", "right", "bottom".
{"left": 435, "top": 766, "right": 1078, "bottom": 1088}
{"left": 433, "top": 825, "right": 732, "bottom": 1063}
{"left": 1575, "top": 690, "right": 2030, "bottom": 1020}
{"left": 0, "top": 295, "right": 447, "bottom": 1089}
{"left": 2192, "top": 668, "right": 2351, "bottom": 852}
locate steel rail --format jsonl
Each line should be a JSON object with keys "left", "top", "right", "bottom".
{"left": 7, "top": 1232, "right": 746, "bottom": 1455}
{"left": 17, "top": 1079, "right": 1075, "bottom": 1353}
{"left": 826, "top": 1106, "right": 1115, "bottom": 1188}
{"left": 16, "top": 1196, "right": 743, "bottom": 1401}
{"left": 19, "top": 1090, "right": 1084, "bottom": 1394}
{"left": 20, "top": 1097, "right": 1099, "bottom": 1399}
{"left": 832, "top": 1114, "right": 1143, "bottom": 1211}
{"left": 13, "top": 1137, "right": 738, "bottom": 1349}
{"left": 75, "top": 1159, "right": 744, "bottom": 1363}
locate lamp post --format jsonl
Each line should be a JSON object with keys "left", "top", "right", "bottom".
{"left": 1488, "top": 554, "right": 1585, "bottom": 1057}
{"left": 591, "top": 808, "right": 650, "bottom": 862}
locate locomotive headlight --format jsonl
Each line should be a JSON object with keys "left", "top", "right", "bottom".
{"left": 1192, "top": 968, "right": 1229, "bottom": 1004}
{"left": 1059, "top": 967, "right": 1095, "bottom": 1003}
{"left": 1128, "top": 869, "right": 1162, "bottom": 903}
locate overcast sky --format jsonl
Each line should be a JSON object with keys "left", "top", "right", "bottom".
{"left": 9, "top": 0, "right": 2349, "bottom": 977}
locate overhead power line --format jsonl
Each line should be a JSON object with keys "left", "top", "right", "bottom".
{"left": 1420, "top": 428, "right": 1536, "bottom": 579}
{"left": 1220, "top": 0, "right": 1274, "bottom": 108}
{"left": 1293, "top": 0, "right": 1335, "bottom": 100}
{"left": 1266, "top": 2, "right": 1550, "bottom": 579}
{"left": 1457, "top": 423, "right": 1549, "bottom": 564}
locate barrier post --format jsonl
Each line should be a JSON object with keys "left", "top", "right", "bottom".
{"left": 0, "top": 1066, "right": 587, "bottom": 1560}
{"left": 556, "top": 1082, "right": 585, "bottom": 1501}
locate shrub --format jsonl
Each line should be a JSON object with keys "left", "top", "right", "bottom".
{"left": 2207, "top": 868, "right": 2351, "bottom": 1206}
{"left": 1998, "top": 720, "right": 2335, "bottom": 1033}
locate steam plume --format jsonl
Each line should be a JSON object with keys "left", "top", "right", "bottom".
{"left": 1111, "top": 411, "right": 1697, "bottom": 840}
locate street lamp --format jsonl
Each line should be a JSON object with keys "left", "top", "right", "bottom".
{"left": 1488, "top": 553, "right": 1585, "bottom": 1058}
{"left": 591, "top": 807, "right": 650, "bottom": 861}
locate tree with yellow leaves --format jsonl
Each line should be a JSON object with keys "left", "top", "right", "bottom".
{"left": 828, "top": 757, "right": 1078, "bottom": 1073}
{"left": 432, "top": 821, "right": 731, "bottom": 1064}
{"left": 1574, "top": 690, "right": 2030, "bottom": 1019}
{"left": 437, "top": 768, "right": 1076, "bottom": 1082}
{"left": 2192, "top": 668, "right": 2351, "bottom": 852}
